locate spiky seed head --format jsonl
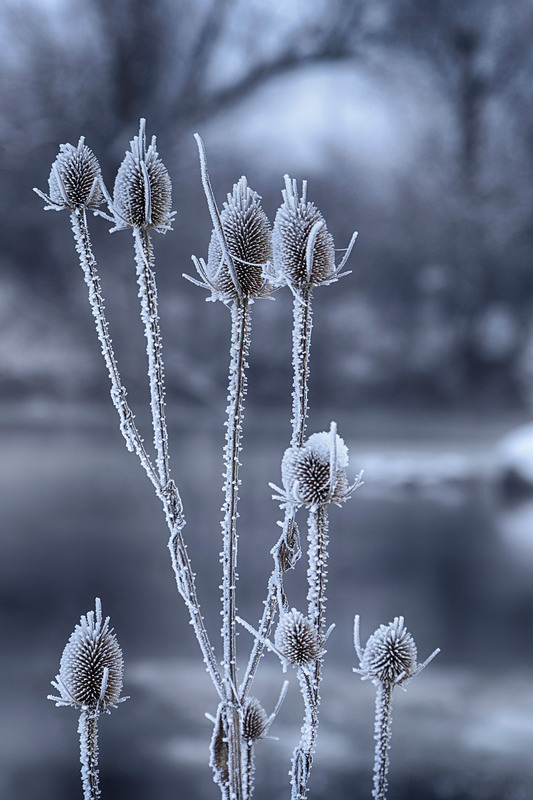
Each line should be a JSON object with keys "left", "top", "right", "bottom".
{"left": 112, "top": 119, "right": 173, "bottom": 232}
{"left": 50, "top": 599, "right": 124, "bottom": 712}
{"left": 281, "top": 430, "right": 349, "bottom": 507}
{"left": 359, "top": 617, "right": 418, "bottom": 685}
{"left": 206, "top": 176, "right": 273, "bottom": 299}
{"left": 46, "top": 138, "right": 103, "bottom": 210}
{"left": 242, "top": 697, "right": 269, "bottom": 742}
{"left": 273, "top": 175, "right": 335, "bottom": 290}
{"left": 275, "top": 608, "right": 320, "bottom": 666}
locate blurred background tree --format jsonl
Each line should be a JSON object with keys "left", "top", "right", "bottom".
{"left": 1, "top": 0, "right": 532, "bottom": 410}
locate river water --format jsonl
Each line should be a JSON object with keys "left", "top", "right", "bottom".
{"left": 2, "top": 408, "right": 533, "bottom": 799}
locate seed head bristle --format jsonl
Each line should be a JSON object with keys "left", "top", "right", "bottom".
{"left": 273, "top": 175, "right": 335, "bottom": 290}
{"left": 242, "top": 697, "right": 269, "bottom": 742}
{"left": 281, "top": 430, "right": 349, "bottom": 507}
{"left": 359, "top": 617, "right": 418, "bottom": 685}
{"left": 112, "top": 119, "right": 173, "bottom": 232}
{"left": 206, "top": 176, "right": 272, "bottom": 299}
{"left": 50, "top": 598, "right": 124, "bottom": 712}
{"left": 45, "top": 138, "right": 103, "bottom": 211}
{"left": 274, "top": 608, "right": 320, "bottom": 667}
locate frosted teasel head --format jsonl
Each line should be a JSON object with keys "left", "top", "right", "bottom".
{"left": 354, "top": 615, "right": 440, "bottom": 687}
{"left": 109, "top": 118, "right": 174, "bottom": 233}
{"left": 187, "top": 134, "right": 273, "bottom": 302}
{"left": 274, "top": 608, "right": 321, "bottom": 667}
{"left": 272, "top": 175, "right": 357, "bottom": 293}
{"left": 48, "top": 598, "right": 126, "bottom": 713}
{"left": 34, "top": 137, "right": 103, "bottom": 212}
{"left": 204, "top": 177, "right": 273, "bottom": 300}
{"left": 242, "top": 696, "right": 270, "bottom": 743}
{"left": 274, "top": 422, "right": 361, "bottom": 508}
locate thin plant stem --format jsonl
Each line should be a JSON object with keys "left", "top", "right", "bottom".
{"left": 78, "top": 710, "right": 100, "bottom": 800}
{"left": 289, "top": 504, "right": 329, "bottom": 799}
{"left": 373, "top": 682, "right": 393, "bottom": 800}
{"left": 290, "top": 669, "right": 318, "bottom": 800}
{"left": 220, "top": 297, "right": 251, "bottom": 800}
{"left": 291, "top": 289, "right": 312, "bottom": 447}
{"left": 133, "top": 226, "right": 171, "bottom": 486}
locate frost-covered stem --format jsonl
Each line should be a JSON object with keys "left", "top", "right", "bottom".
{"left": 289, "top": 505, "right": 329, "bottom": 799}
{"left": 290, "top": 669, "right": 319, "bottom": 800}
{"left": 220, "top": 298, "right": 251, "bottom": 800}
{"left": 70, "top": 209, "right": 158, "bottom": 489}
{"left": 133, "top": 227, "right": 170, "bottom": 487}
{"left": 307, "top": 505, "right": 329, "bottom": 644}
{"left": 163, "top": 486, "right": 224, "bottom": 699}
{"left": 78, "top": 710, "right": 100, "bottom": 800}
{"left": 372, "top": 682, "right": 393, "bottom": 800}
{"left": 291, "top": 290, "right": 313, "bottom": 447}
{"left": 243, "top": 742, "right": 255, "bottom": 800}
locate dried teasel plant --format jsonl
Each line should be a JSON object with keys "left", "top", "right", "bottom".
{"left": 36, "top": 121, "right": 439, "bottom": 800}
{"left": 354, "top": 616, "right": 440, "bottom": 800}
{"left": 48, "top": 599, "right": 126, "bottom": 800}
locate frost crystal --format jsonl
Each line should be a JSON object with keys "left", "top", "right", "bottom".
{"left": 35, "top": 138, "right": 103, "bottom": 211}
{"left": 275, "top": 608, "right": 320, "bottom": 667}
{"left": 281, "top": 429, "right": 350, "bottom": 507}
{"left": 206, "top": 176, "right": 273, "bottom": 300}
{"left": 49, "top": 598, "right": 124, "bottom": 712}
{"left": 273, "top": 175, "right": 335, "bottom": 290}
{"left": 111, "top": 119, "right": 173, "bottom": 232}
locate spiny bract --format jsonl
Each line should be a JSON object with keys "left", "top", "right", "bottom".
{"left": 359, "top": 617, "right": 418, "bottom": 686}
{"left": 50, "top": 598, "right": 124, "bottom": 712}
{"left": 281, "top": 430, "right": 349, "bottom": 507}
{"left": 112, "top": 119, "right": 173, "bottom": 232}
{"left": 206, "top": 176, "right": 272, "bottom": 300}
{"left": 275, "top": 608, "right": 320, "bottom": 667}
{"left": 45, "top": 138, "right": 103, "bottom": 211}
{"left": 273, "top": 175, "right": 335, "bottom": 290}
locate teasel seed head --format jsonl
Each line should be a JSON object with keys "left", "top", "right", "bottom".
{"left": 242, "top": 697, "right": 270, "bottom": 742}
{"left": 111, "top": 118, "right": 173, "bottom": 232}
{"left": 35, "top": 138, "right": 103, "bottom": 211}
{"left": 206, "top": 176, "right": 273, "bottom": 300}
{"left": 275, "top": 608, "right": 320, "bottom": 667}
{"left": 281, "top": 427, "right": 350, "bottom": 508}
{"left": 273, "top": 175, "right": 335, "bottom": 290}
{"left": 49, "top": 598, "right": 124, "bottom": 713}
{"left": 358, "top": 617, "right": 418, "bottom": 686}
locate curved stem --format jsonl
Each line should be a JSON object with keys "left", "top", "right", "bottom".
{"left": 78, "top": 711, "right": 100, "bottom": 800}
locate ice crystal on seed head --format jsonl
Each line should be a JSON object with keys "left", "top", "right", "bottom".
{"left": 35, "top": 138, "right": 103, "bottom": 211}
{"left": 281, "top": 430, "right": 349, "bottom": 507}
{"left": 273, "top": 175, "right": 335, "bottom": 290}
{"left": 206, "top": 176, "right": 273, "bottom": 300}
{"left": 111, "top": 119, "right": 173, "bottom": 232}
{"left": 49, "top": 598, "right": 124, "bottom": 712}
{"left": 275, "top": 608, "right": 320, "bottom": 667}
{"left": 358, "top": 617, "right": 418, "bottom": 686}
